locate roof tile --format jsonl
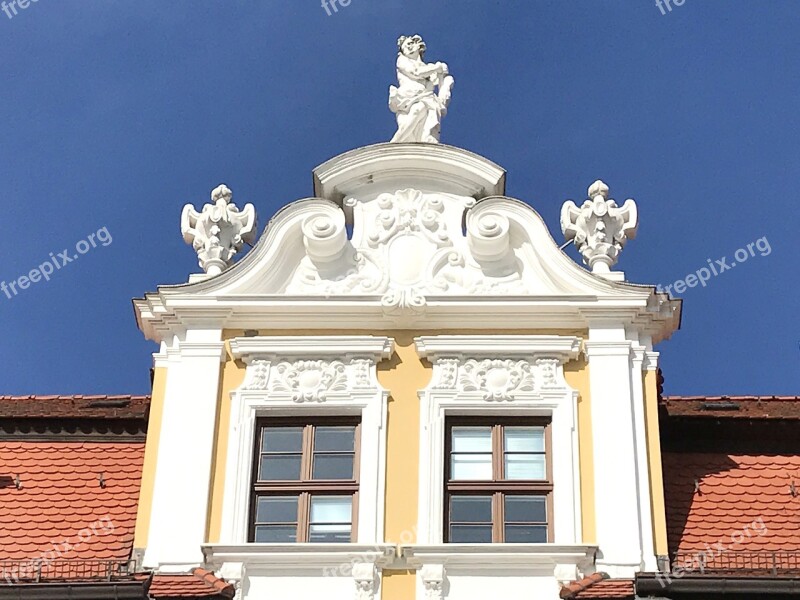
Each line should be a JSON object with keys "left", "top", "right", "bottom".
{"left": 663, "top": 451, "right": 800, "bottom": 568}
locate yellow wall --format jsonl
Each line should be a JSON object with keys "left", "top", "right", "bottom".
{"left": 643, "top": 369, "right": 668, "bottom": 556}
{"left": 136, "top": 328, "right": 598, "bottom": 598}
{"left": 133, "top": 366, "right": 167, "bottom": 548}
{"left": 206, "top": 344, "right": 245, "bottom": 542}
{"left": 565, "top": 358, "right": 595, "bottom": 544}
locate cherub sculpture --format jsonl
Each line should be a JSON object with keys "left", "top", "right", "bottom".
{"left": 388, "top": 35, "right": 454, "bottom": 143}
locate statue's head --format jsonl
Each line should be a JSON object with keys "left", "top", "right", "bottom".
{"left": 397, "top": 34, "right": 425, "bottom": 59}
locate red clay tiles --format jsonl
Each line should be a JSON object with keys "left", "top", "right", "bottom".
{"left": 560, "top": 573, "right": 634, "bottom": 599}
{"left": 663, "top": 451, "right": 800, "bottom": 565}
{"left": 0, "top": 395, "right": 149, "bottom": 420}
{"left": 149, "top": 569, "right": 235, "bottom": 599}
{"left": 0, "top": 440, "right": 144, "bottom": 562}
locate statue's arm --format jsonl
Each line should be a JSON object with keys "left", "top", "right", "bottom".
{"left": 396, "top": 55, "right": 443, "bottom": 80}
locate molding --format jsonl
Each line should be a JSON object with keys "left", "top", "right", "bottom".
{"left": 219, "top": 337, "right": 393, "bottom": 546}
{"left": 312, "top": 142, "right": 506, "bottom": 202}
{"left": 643, "top": 350, "right": 660, "bottom": 371}
{"left": 402, "top": 544, "right": 597, "bottom": 570}
{"left": 413, "top": 335, "right": 583, "bottom": 546}
{"left": 203, "top": 543, "right": 396, "bottom": 569}
{"left": 415, "top": 335, "right": 581, "bottom": 360}
{"left": 229, "top": 336, "right": 394, "bottom": 361}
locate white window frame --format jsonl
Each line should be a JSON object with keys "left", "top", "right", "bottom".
{"left": 219, "top": 336, "right": 393, "bottom": 545}
{"left": 414, "top": 335, "right": 583, "bottom": 545}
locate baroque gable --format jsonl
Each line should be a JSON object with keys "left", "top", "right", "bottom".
{"left": 135, "top": 143, "right": 679, "bottom": 342}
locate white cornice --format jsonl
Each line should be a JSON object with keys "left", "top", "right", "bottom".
{"left": 312, "top": 142, "right": 506, "bottom": 201}
{"left": 228, "top": 335, "right": 394, "bottom": 361}
{"left": 415, "top": 335, "right": 581, "bottom": 361}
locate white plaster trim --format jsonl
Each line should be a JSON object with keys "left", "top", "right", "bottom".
{"left": 203, "top": 543, "right": 396, "bottom": 568}
{"left": 402, "top": 544, "right": 597, "bottom": 570}
{"left": 643, "top": 350, "right": 660, "bottom": 371}
{"left": 219, "top": 336, "right": 394, "bottom": 546}
{"left": 312, "top": 142, "right": 506, "bottom": 201}
{"left": 415, "top": 335, "right": 581, "bottom": 359}
{"left": 413, "top": 335, "right": 583, "bottom": 546}
{"left": 229, "top": 336, "right": 394, "bottom": 360}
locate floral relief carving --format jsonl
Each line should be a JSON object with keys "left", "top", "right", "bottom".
{"left": 432, "top": 358, "right": 459, "bottom": 389}
{"left": 458, "top": 359, "right": 536, "bottom": 401}
{"left": 368, "top": 189, "right": 450, "bottom": 248}
{"left": 536, "top": 358, "right": 560, "bottom": 387}
{"left": 269, "top": 360, "right": 348, "bottom": 403}
{"left": 351, "top": 359, "right": 374, "bottom": 388}
{"left": 242, "top": 359, "right": 270, "bottom": 391}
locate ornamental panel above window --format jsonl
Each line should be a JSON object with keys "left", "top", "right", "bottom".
{"left": 250, "top": 418, "right": 360, "bottom": 543}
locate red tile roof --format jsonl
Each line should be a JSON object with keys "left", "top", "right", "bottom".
{"left": 662, "top": 396, "right": 800, "bottom": 420}
{"left": 148, "top": 569, "right": 235, "bottom": 599}
{"left": 663, "top": 451, "right": 800, "bottom": 567}
{"left": 0, "top": 440, "right": 144, "bottom": 562}
{"left": 0, "top": 395, "right": 150, "bottom": 420}
{"left": 560, "top": 573, "right": 634, "bottom": 599}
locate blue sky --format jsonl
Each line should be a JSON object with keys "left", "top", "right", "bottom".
{"left": 1, "top": 1, "right": 798, "bottom": 395}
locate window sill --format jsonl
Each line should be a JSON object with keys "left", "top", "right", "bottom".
{"left": 203, "top": 543, "right": 396, "bottom": 569}
{"left": 401, "top": 543, "right": 598, "bottom": 571}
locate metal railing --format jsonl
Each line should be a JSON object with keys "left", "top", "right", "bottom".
{"left": 0, "top": 560, "right": 134, "bottom": 584}
{"left": 671, "top": 551, "right": 800, "bottom": 576}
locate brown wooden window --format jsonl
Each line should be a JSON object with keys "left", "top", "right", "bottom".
{"left": 444, "top": 417, "right": 552, "bottom": 543}
{"left": 249, "top": 417, "right": 360, "bottom": 543}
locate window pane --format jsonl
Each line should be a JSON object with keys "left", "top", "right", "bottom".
{"left": 451, "top": 453, "right": 492, "bottom": 480}
{"left": 309, "top": 523, "right": 351, "bottom": 543}
{"left": 504, "top": 524, "right": 548, "bottom": 543}
{"left": 451, "top": 427, "right": 492, "bottom": 452}
{"left": 449, "top": 524, "right": 493, "bottom": 543}
{"left": 262, "top": 427, "right": 303, "bottom": 452}
{"left": 310, "top": 496, "right": 352, "bottom": 524}
{"left": 504, "top": 427, "right": 545, "bottom": 452}
{"left": 450, "top": 496, "right": 492, "bottom": 522}
{"left": 313, "top": 454, "right": 354, "bottom": 480}
{"left": 504, "top": 496, "right": 547, "bottom": 523}
{"left": 255, "top": 496, "right": 298, "bottom": 523}
{"left": 504, "top": 454, "right": 546, "bottom": 480}
{"left": 259, "top": 454, "right": 302, "bottom": 480}
{"left": 314, "top": 426, "right": 355, "bottom": 452}
{"left": 309, "top": 496, "right": 352, "bottom": 543}
{"left": 254, "top": 525, "right": 297, "bottom": 543}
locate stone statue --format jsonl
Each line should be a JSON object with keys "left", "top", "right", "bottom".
{"left": 181, "top": 184, "right": 257, "bottom": 276}
{"left": 388, "top": 35, "right": 454, "bottom": 144}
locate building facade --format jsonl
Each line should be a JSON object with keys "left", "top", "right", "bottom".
{"left": 132, "top": 140, "right": 679, "bottom": 600}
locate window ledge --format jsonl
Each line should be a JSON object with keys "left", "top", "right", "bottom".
{"left": 401, "top": 543, "right": 598, "bottom": 570}
{"left": 202, "top": 543, "right": 396, "bottom": 568}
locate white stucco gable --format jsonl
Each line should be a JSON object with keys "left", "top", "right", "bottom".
{"left": 135, "top": 143, "right": 680, "bottom": 343}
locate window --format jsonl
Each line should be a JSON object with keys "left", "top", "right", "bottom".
{"left": 444, "top": 418, "right": 552, "bottom": 543}
{"left": 250, "top": 418, "right": 360, "bottom": 543}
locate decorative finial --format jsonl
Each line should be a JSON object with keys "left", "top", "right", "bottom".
{"left": 560, "top": 180, "right": 638, "bottom": 274}
{"left": 181, "top": 184, "right": 257, "bottom": 276}
{"left": 388, "top": 35, "right": 454, "bottom": 143}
